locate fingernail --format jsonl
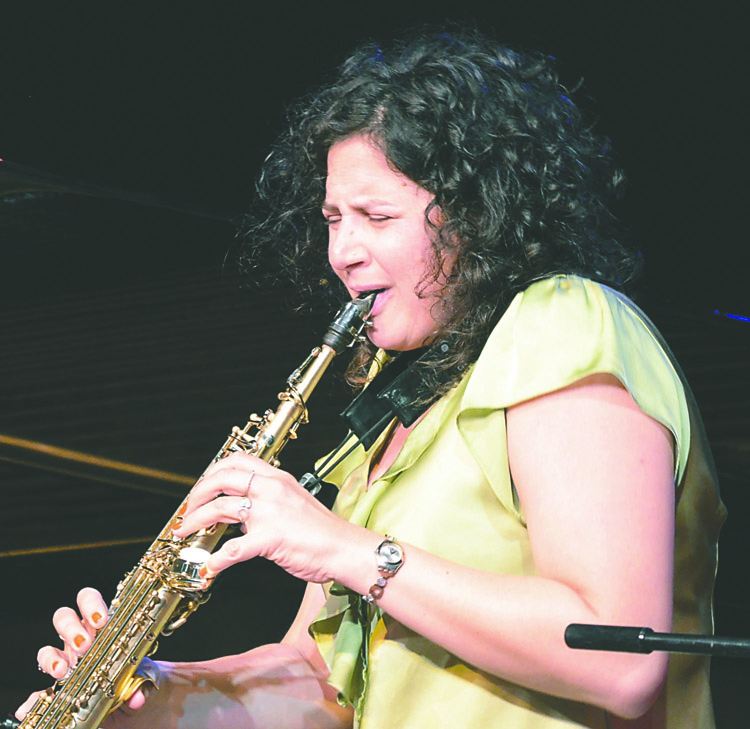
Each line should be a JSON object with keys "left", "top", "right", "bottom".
{"left": 74, "top": 635, "right": 86, "bottom": 648}
{"left": 198, "top": 565, "right": 210, "bottom": 578}
{"left": 91, "top": 612, "right": 103, "bottom": 625}
{"left": 51, "top": 660, "right": 60, "bottom": 673}
{"left": 177, "top": 502, "right": 188, "bottom": 516}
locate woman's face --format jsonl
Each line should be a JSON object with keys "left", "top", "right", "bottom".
{"left": 324, "top": 135, "right": 449, "bottom": 352}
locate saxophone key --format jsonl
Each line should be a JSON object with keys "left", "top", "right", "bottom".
{"left": 169, "top": 546, "right": 211, "bottom": 590}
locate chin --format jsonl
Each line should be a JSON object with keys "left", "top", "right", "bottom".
{"left": 367, "top": 315, "right": 437, "bottom": 352}
{"left": 367, "top": 332, "right": 426, "bottom": 353}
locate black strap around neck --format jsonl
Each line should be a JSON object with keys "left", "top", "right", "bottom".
{"left": 340, "top": 346, "right": 442, "bottom": 449}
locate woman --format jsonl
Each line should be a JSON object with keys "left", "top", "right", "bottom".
{"left": 20, "top": 29, "right": 724, "bottom": 728}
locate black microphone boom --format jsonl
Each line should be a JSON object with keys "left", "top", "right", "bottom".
{"left": 565, "top": 624, "right": 750, "bottom": 659}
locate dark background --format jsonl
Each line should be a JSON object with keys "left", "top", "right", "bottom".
{"left": 0, "top": 2, "right": 748, "bottom": 726}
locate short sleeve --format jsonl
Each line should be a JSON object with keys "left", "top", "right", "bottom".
{"left": 457, "top": 275, "right": 690, "bottom": 514}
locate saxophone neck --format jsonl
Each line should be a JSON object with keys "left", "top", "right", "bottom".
{"left": 253, "top": 345, "right": 336, "bottom": 462}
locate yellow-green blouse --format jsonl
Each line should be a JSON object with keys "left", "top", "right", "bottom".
{"left": 310, "top": 275, "right": 726, "bottom": 728}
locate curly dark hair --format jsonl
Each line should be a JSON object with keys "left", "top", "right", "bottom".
{"left": 238, "top": 27, "right": 640, "bottom": 396}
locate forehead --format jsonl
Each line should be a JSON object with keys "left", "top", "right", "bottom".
{"left": 325, "top": 135, "right": 429, "bottom": 205}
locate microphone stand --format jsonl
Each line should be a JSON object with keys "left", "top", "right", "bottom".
{"left": 565, "top": 624, "right": 750, "bottom": 658}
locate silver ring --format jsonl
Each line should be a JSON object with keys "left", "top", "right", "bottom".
{"left": 246, "top": 469, "right": 256, "bottom": 496}
{"left": 237, "top": 496, "right": 252, "bottom": 523}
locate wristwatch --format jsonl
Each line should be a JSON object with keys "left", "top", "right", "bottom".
{"left": 365, "top": 535, "right": 404, "bottom": 603}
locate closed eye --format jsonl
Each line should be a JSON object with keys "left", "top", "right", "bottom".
{"left": 322, "top": 212, "right": 391, "bottom": 225}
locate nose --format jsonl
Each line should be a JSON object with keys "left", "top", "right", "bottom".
{"left": 327, "top": 217, "right": 370, "bottom": 272}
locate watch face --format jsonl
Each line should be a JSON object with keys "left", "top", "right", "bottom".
{"left": 378, "top": 541, "right": 403, "bottom": 566}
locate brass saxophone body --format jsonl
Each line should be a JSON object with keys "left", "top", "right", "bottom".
{"left": 20, "top": 294, "right": 375, "bottom": 729}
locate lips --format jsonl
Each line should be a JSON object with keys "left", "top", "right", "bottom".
{"left": 361, "top": 288, "right": 388, "bottom": 317}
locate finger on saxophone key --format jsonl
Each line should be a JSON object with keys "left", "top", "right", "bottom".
{"left": 53, "top": 607, "right": 93, "bottom": 655}
{"left": 16, "top": 690, "right": 45, "bottom": 721}
{"left": 37, "top": 644, "right": 72, "bottom": 679}
{"left": 49, "top": 587, "right": 108, "bottom": 662}
{"left": 76, "top": 587, "right": 109, "bottom": 631}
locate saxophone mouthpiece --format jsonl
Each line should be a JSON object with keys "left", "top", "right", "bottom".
{"left": 322, "top": 292, "right": 378, "bottom": 354}
{"left": 356, "top": 289, "right": 379, "bottom": 307}
{"left": 355, "top": 290, "right": 383, "bottom": 328}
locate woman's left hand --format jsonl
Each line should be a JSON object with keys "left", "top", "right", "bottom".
{"left": 171, "top": 452, "right": 351, "bottom": 584}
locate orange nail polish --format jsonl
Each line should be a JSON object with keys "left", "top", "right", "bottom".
{"left": 177, "top": 502, "right": 188, "bottom": 516}
{"left": 92, "top": 612, "right": 103, "bottom": 624}
{"left": 52, "top": 660, "right": 60, "bottom": 673}
{"left": 74, "top": 635, "right": 86, "bottom": 648}
{"left": 198, "top": 565, "right": 208, "bottom": 578}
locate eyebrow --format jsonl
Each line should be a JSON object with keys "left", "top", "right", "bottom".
{"left": 322, "top": 198, "right": 398, "bottom": 211}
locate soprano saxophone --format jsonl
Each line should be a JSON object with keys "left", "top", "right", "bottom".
{"left": 18, "top": 293, "right": 375, "bottom": 729}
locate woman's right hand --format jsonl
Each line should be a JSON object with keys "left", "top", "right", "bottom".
{"left": 15, "top": 587, "right": 153, "bottom": 722}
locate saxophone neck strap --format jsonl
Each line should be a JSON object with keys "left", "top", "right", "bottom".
{"left": 340, "top": 344, "right": 443, "bottom": 450}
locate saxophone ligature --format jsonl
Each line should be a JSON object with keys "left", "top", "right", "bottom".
{"left": 17, "top": 292, "right": 376, "bottom": 729}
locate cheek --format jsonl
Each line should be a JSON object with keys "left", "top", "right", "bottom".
{"left": 404, "top": 239, "right": 444, "bottom": 294}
